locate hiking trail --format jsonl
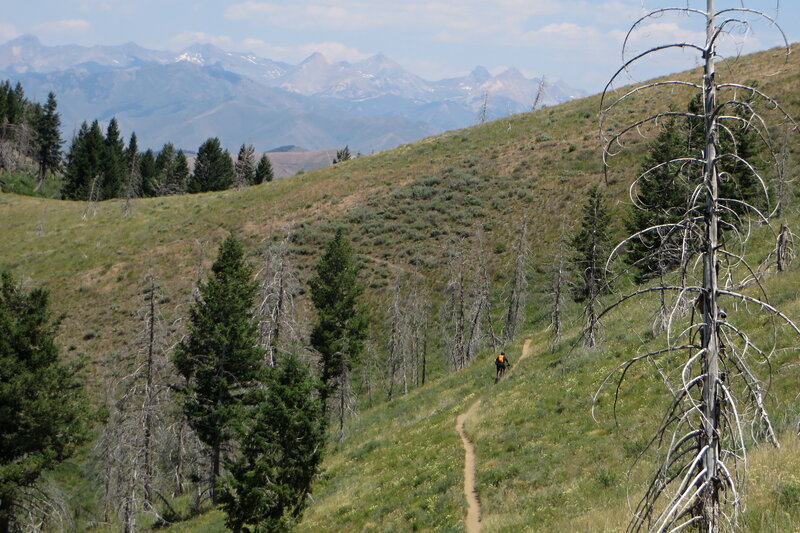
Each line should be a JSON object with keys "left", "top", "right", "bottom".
{"left": 456, "top": 338, "right": 533, "bottom": 532}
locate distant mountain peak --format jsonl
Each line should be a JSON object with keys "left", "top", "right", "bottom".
{"left": 0, "top": 35, "right": 586, "bottom": 155}
{"left": 8, "top": 34, "right": 42, "bottom": 47}
{"left": 469, "top": 66, "right": 491, "bottom": 82}
{"left": 175, "top": 51, "right": 204, "bottom": 65}
{"left": 301, "top": 52, "right": 330, "bottom": 66}
{"left": 357, "top": 53, "right": 402, "bottom": 71}
{"left": 496, "top": 67, "right": 526, "bottom": 81}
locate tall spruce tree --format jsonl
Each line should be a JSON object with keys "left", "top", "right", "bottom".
{"left": 220, "top": 353, "right": 325, "bottom": 533}
{"left": 626, "top": 117, "right": 693, "bottom": 281}
{"left": 139, "top": 149, "right": 158, "bottom": 197}
{"left": 101, "top": 118, "right": 125, "bottom": 199}
{"left": 254, "top": 153, "right": 274, "bottom": 184}
{"left": 687, "top": 94, "right": 762, "bottom": 213}
{"left": 309, "top": 229, "right": 368, "bottom": 416}
{"left": 173, "top": 150, "right": 190, "bottom": 194}
{"left": 123, "top": 132, "right": 142, "bottom": 199}
{"left": 34, "top": 92, "right": 63, "bottom": 183}
{"left": 571, "top": 186, "right": 611, "bottom": 346}
{"left": 188, "top": 137, "right": 235, "bottom": 193}
{"left": 173, "top": 235, "right": 263, "bottom": 504}
{"left": 0, "top": 272, "right": 92, "bottom": 533}
{"left": 62, "top": 120, "right": 105, "bottom": 201}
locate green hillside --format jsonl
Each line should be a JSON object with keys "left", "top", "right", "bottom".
{"left": 1, "top": 46, "right": 799, "bottom": 532}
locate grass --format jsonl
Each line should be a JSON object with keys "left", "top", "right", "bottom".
{"left": 294, "top": 215, "right": 800, "bottom": 532}
{"left": 0, "top": 45, "right": 799, "bottom": 531}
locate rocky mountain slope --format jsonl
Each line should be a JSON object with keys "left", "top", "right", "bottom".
{"left": 0, "top": 35, "right": 584, "bottom": 154}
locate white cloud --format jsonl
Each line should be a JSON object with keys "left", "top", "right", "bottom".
{"left": 225, "top": 1, "right": 566, "bottom": 33}
{"left": 0, "top": 23, "right": 19, "bottom": 42}
{"left": 33, "top": 19, "right": 92, "bottom": 35}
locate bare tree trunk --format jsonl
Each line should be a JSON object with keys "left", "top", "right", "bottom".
{"left": 699, "top": 5, "right": 721, "bottom": 526}
{"left": 387, "top": 279, "right": 402, "bottom": 401}
{"left": 550, "top": 247, "right": 566, "bottom": 345}
{"left": 174, "top": 418, "right": 186, "bottom": 496}
{"left": 143, "top": 282, "right": 156, "bottom": 508}
{"left": 258, "top": 236, "right": 299, "bottom": 367}
{"left": 776, "top": 223, "right": 791, "bottom": 273}
{"left": 532, "top": 77, "right": 547, "bottom": 111}
{"left": 504, "top": 219, "right": 529, "bottom": 342}
{"left": 210, "top": 444, "right": 220, "bottom": 505}
{"left": 478, "top": 91, "right": 490, "bottom": 124}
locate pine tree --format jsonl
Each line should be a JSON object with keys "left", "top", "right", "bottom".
{"left": 0, "top": 81, "right": 9, "bottom": 123}
{"left": 62, "top": 120, "right": 105, "bottom": 201}
{"left": 153, "top": 142, "right": 176, "bottom": 195}
{"left": 688, "top": 94, "right": 762, "bottom": 213}
{"left": 254, "top": 153, "right": 274, "bottom": 184}
{"left": 309, "top": 229, "right": 368, "bottom": 417}
{"left": 173, "top": 150, "right": 190, "bottom": 194}
{"left": 34, "top": 92, "right": 63, "bottom": 183}
{"left": 123, "top": 132, "right": 142, "bottom": 199}
{"left": 139, "top": 149, "right": 157, "bottom": 197}
{"left": 626, "top": 117, "right": 693, "bottom": 281}
{"left": 173, "top": 235, "right": 263, "bottom": 504}
{"left": 4, "top": 83, "right": 24, "bottom": 125}
{"left": 234, "top": 144, "right": 256, "bottom": 187}
{"left": 188, "top": 137, "right": 234, "bottom": 193}
{"left": 101, "top": 118, "right": 125, "bottom": 199}
{"left": 220, "top": 353, "right": 325, "bottom": 533}
{"left": 571, "top": 186, "right": 611, "bottom": 346}
{"left": 0, "top": 271, "right": 92, "bottom": 533}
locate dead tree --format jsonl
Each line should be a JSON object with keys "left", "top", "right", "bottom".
{"left": 503, "top": 218, "right": 530, "bottom": 342}
{"left": 385, "top": 274, "right": 432, "bottom": 398}
{"left": 257, "top": 235, "right": 300, "bottom": 366}
{"left": 442, "top": 235, "right": 494, "bottom": 370}
{"left": 476, "top": 231, "right": 501, "bottom": 352}
{"left": 598, "top": 2, "right": 798, "bottom": 531}
{"left": 771, "top": 124, "right": 795, "bottom": 218}
{"left": 775, "top": 223, "right": 794, "bottom": 273}
{"left": 443, "top": 246, "right": 469, "bottom": 370}
{"left": 477, "top": 91, "right": 491, "bottom": 124}
{"left": 408, "top": 285, "right": 431, "bottom": 387}
{"left": 81, "top": 175, "right": 100, "bottom": 220}
{"left": 532, "top": 76, "right": 547, "bottom": 111}
{"left": 548, "top": 227, "right": 571, "bottom": 346}
{"left": 386, "top": 277, "right": 405, "bottom": 401}
{"left": 94, "top": 275, "right": 181, "bottom": 529}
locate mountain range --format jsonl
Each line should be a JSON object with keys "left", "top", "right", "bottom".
{"left": 0, "top": 35, "right": 585, "bottom": 154}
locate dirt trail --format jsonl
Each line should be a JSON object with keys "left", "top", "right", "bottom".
{"left": 518, "top": 338, "right": 533, "bottom": 365}
{"left": 456, "top": 400, "right": 482, "bottom": 533}
{"left": 455, "top": 339, "right": 533, "bottom": 532}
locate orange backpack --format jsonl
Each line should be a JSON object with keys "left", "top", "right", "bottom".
{"left": 497, "top": 354, "right": 505, "bottom": 364}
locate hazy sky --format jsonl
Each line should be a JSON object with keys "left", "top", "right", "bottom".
{"left": 3, "top": 1, "right": 798, "bottom": 91}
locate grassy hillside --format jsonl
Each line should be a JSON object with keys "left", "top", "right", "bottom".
{"left": 1, "top": 46, "right": 799, "bottom": 531}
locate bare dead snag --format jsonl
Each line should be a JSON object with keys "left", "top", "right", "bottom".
{"left": 598, "top": 2, "right": 798, "bottom": 531}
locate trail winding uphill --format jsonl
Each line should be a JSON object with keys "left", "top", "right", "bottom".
{"left": 456, "top": 401, "right": 482, "bottom": 532}
{"left": 456, "top": 338, "right": 533, "bottom": 532}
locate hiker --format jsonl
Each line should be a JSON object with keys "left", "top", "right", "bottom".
{"left": 495, "top": 351, "right": 510, "bottom": 381}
